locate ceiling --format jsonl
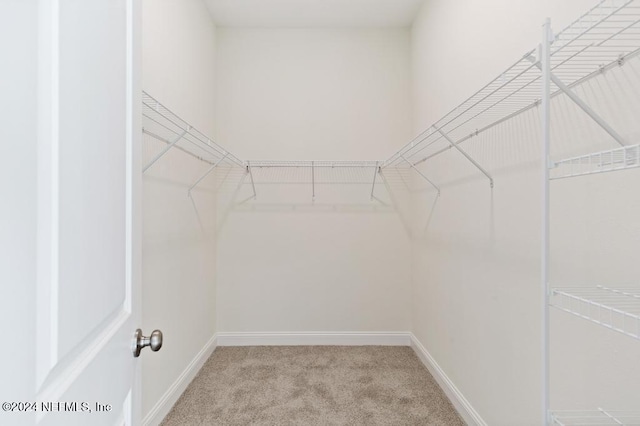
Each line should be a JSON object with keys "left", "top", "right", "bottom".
{"left": 203, "top": 0, "right": 426, "bottom": 28}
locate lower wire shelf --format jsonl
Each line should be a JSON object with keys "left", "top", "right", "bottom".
{"left": 550, "top": 144, "right": 640, "bottom": 180}
{"left": 550, "top": 285, "right": 640, "bottom": 340}
{"left": 551, "top": 409, "right": 640, "bottom": 425}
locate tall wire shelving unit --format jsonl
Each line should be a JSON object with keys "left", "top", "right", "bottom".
{"left": 140, "top": 0, "right": 640, "bottom": 422}
{"left": 541, "top": 2, "right": 640, "bottom": 424}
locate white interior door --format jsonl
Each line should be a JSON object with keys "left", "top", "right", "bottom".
{"left": 0, "top": 1, "right": 142, "bottom": 425}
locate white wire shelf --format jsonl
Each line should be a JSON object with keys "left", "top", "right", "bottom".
{"left": 243, "top": 161, "right": 384, "bottom": 201}
{"left": 246, "top": 161, "right": 380, "bottom": 184}
{"left": 551, "top": 409, "right": 640, "bottom": 425}
{"left": 551, "top": 144, "right": 640, "bottom": 179}
{"left": 142, "top": 91, "right": 244, "bottom": 171}
{"left": 550, "top": 285, "right": 640, "bottom": 339}
{"left": 384, "top": 0, "right": 640, "bottom": 169}
{"left": 248, "top": 160, "right": 379, "bottom": 168}
{"left": 141, "top": 95, "right": 387, "bottom": 197}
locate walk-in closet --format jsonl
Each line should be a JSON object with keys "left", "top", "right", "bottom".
{"left": 3, "top": 0, "right": 640, "bottom": 425}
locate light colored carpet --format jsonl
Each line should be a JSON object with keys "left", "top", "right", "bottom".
{"left": 161, "top": 346, "right": 465, "bottom": 426}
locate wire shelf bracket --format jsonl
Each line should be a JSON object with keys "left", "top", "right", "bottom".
{"left": 432, "top": 124, "right": 494, "bottom": 188}
{"left": 370, "top": 162, "right": 380, "bottom": 200}
{"left": 401, "top": 155, "right": 441, "bottom": 195}
{"left": 246, "top": 161, "right": 257, "bottom": 200}
{"left": 143, "top": 128, "right": 189, "bottom": 173}
{"left": 234, "top": 172, "right": 256, "bottom": 206}
{"left": 311, "top": 160, "right": 315, "bottom": 201}
{"left": 187, "top": 153, "right": 229, "bottom": 196}
{"left": 526, "top": 56, "right": 627, "bottom": 148}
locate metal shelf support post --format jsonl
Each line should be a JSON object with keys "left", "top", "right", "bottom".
{"left": 541, "top": 18, "right": 552, "bottom": 426}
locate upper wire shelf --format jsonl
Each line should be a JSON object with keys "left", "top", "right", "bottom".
{"left": 141, "top": 95, "right": 385, "bottom": 198}
{"left": 248, "top": 160, "right": 380, "bottom": 168}
{"left": 550, "top": 285, "right": 640, "bottom": 340}
{"left": 551, "top": 409, "right": 640, "bottom": 425}
{"left": 246, "top": 160, "right": 380, "bottom": 184}
{"left": 142, "top": 0, "right": 640, "bottom": 198}
{"left": 383, "top": 0, "right": 640, "bottom": 170}
{"left": 243, "top": 160, "right": 384, "bottom": 201}
{"left": 142, "top": 91, "right": 244, "bottom": 171}
{"left": 551, "top": 144, "right": 640, "bottom": 179}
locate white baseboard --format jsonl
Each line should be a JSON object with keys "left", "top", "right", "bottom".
{"left": 142, "top": 334, "right": 218, "bottom": 426}
{"left": 216, "top": 331, "right": 412, "bottom": 346}
{"left": 410, "top": 334, "right": 487, "bottom": 426}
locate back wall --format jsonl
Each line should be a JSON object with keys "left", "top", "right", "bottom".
{"left": 215, "top": 28, "right": 413, "bottom": 333}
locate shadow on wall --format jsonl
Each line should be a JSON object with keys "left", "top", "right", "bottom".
{"left": 214, "top": 164, "right": 405, "bottom": 234}
{"left": 142, "top": 134, "right": 221, "bottom": 245}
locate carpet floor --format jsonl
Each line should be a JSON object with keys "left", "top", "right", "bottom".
{"left": 161, "top": 346, "right": 465, "bottom": 425}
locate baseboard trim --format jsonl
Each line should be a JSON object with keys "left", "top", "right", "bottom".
{"left": 410, "top": 334, "right": 487, "bottom": 426}
{"left": 216, "top": 331, "right": 412, "bottom": 347}
{"left": 142, "top": 334, "right": 218, "bottom": 426}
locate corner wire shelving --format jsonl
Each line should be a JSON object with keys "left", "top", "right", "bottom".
{"left": 383, "top": 0, "right": 640, "bottom": 195}
{"left": 142, "top": 94, "right": 385, "bottom": 201}
{"left": 537, "top": 1, "right": 640, "bottom": 425}
{"left": 142, "top": 91, "right": 245, "bottom": 196}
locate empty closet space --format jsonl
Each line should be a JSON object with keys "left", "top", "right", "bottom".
{"left": 140, "top": 0, "right": 640, "bottom": 425}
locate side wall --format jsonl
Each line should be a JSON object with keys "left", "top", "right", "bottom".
{"left": 410, "top": 1, "right": 640, "bottom": 424}
{"left": 141, "top": 0, "right": 219, "bottom": 421}
{"left": 215, "top": 28, "right": 413, "bottom": 334}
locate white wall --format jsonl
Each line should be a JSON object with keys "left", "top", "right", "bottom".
{"left": 0, "top": 2, "right": 37, "bottom": 425}
{"left": 215, "top": 28, "right": 413, "bottom": 333}
{"left": 215, "top": 29, "right": 411, "bottom": 160}
{"left": 410, "top": 1, "right": 640, "bottom": 424}
{"left": 141, "top": 0, "right": 219, "bottom": 421}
